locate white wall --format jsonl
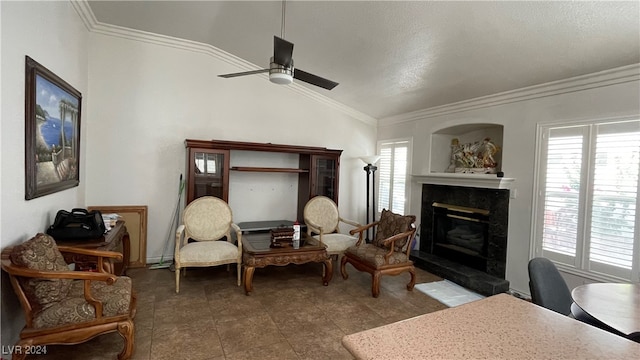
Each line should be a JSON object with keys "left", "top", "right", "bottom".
{"left": 84, "top": 32, "right": 376, "bottom": 263}
{"left": 1, "top": 0, "right": 89, "bottom": 350}
{"left": 378, "top": 71, "right": 640, "bottom": 295}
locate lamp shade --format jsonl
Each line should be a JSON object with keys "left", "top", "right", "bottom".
{"left": 359, "top": 155, "right": 381, "bottom": 165}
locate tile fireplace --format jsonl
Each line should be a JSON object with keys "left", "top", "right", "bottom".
{"left": 411, "top": 181, "right": 511, "bottom": 295}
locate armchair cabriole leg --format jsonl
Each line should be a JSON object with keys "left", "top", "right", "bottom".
{"left": 372, "top": 271, "right": 381, "bottom": 298}
{"left": 407, "top": 267, "right": 416, "bottom": 291}
{"left": 237, "top": 263, "right": 241, "bottom": 286}
{"left": 12, "top": 340, "right": 32, "bottom": 360}
{"left": 340, "top": 255, "right": 349, "bottom": 279}
{"left": 117, "top": 320, "right": 135, "bottom": 360}
{"left": 175, "top": 268, "right": 180, "bottom": 293}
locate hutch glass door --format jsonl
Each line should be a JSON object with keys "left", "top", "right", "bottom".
{"left": 313, "top": 156, "right": 338, "bottom": 201}
{"left": 192, "top": 151, "right": 226, "bottom": 201}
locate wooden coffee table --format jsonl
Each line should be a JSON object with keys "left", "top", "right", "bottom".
{"left": 242, "top": 232, "right": 332, "bottom": 295}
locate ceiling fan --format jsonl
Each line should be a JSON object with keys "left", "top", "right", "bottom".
{"left": 218, "top": 1, "right": 338, "bottom": 90}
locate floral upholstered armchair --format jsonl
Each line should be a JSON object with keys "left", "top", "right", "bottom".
{"left": 340, "top": 209, "right": 417, "bottom": 298}
{"left": 1, "top": 233, "right": 136, "bottom": 360}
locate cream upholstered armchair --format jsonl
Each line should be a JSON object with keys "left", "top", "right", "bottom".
{"left": 1, "top": 233, "right": 136, "bottom": 360}
{"left": 340, "top": 209, "right": 417, "bottom": 298}
{"left": 303, "top": 196, "right": 360, "bottom": 261}
{"left": 174, "top": 196, "right": 242, "bottom": 293}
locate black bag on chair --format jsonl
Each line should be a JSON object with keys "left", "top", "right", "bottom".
{"left": 46, "top": 208, "right": 107, "bottom": 241}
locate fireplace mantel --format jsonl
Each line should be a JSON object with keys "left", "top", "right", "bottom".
{"left": 413, "top": 173, "right": 514, "bottom": 190}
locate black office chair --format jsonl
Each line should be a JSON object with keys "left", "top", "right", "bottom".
{"left": 528, "top": 257, "right": 573, "bottom": 315}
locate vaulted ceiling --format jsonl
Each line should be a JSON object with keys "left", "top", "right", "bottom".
{"left": 88, "top": 1, "right": 640, "bottom": 120}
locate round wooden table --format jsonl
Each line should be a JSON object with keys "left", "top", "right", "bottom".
{"left": 571, "top": 283, "right": 640, "bottom": 341}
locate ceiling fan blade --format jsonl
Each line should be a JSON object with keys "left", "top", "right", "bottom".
{"left": 294, "top": 69, "right": 339, "bottom": 90}
{"left": 273, "top": 36, "right": 294, "bottom": 67}
{"left": 218, "top": 69, "right": 269, "bottom": 78}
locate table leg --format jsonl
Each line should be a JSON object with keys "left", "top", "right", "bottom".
{"left": 322, "top": 258, "right": 333, "bottom": 286}
{"left": 243, "top": 266, "right": 255, "bottom": 295}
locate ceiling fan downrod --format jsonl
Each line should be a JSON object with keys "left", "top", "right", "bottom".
{"left": 280, "top": 0, "right": 286, "bottom": 39}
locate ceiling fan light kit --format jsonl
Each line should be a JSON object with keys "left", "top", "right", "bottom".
{"left": 269, "top": 57, "right": 293, "bottom": 85}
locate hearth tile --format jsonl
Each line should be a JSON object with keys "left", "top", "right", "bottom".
{"left": 411, "top": 251, "right": 510, "bottom": 296}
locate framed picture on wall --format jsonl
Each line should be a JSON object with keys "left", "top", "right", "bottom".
{"left": 25, "top": 56, "right": 82, "bottom": 200}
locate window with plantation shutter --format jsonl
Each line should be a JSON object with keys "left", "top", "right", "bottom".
{"left": 377, "top": 139, "right": 411, "bottom": 215}
{"left": 534, "top": 119, "right": 640, "bottom": 282}
{"left": 541, "top": 131, "right": 583, "bottom": 257}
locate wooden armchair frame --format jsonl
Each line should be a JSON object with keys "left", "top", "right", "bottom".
{"left": 1, "top": 245, "right": 137, "bottom": 360}
{"left": 340, "top": 220, "right": 417, "bottom": 298}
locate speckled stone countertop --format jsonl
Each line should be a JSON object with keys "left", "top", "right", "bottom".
{"left": 342, "top": 293, "right": 640, "bottom": 359}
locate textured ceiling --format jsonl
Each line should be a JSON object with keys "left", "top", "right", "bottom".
{"left": 88, "top": 1, "right": 640, "bottom": 120}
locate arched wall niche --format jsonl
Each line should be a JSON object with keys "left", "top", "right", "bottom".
{"left": 430, "top": 123, "right": 504, "bottom": 174}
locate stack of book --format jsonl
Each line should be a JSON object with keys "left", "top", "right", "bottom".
{"left": 270, "top": 227, "right": 294, "bottom": 248}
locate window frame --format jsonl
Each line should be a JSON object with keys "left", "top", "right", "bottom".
{"left": 531, "top": 116, "right": 640, "bottom": 283}
{"left": 376, "top": 137, "right": 413, "bottom": 216}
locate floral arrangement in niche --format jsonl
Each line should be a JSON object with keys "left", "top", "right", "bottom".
{"left": 446, "top": 137, "right": 500, "bottom": 174}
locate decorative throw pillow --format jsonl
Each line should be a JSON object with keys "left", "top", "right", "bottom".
{"left": 10, "top": 233, "right": 72, "bottom": 310}
{"left": 373, "top": 209, "right": 416, "bottom": 252}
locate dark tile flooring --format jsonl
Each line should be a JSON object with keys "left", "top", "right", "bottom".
{"left": 32, "top": 262, "right": 447, "bottom": 359}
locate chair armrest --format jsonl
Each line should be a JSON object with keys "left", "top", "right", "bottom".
{"left": 57, "top": 246, "right": 123, "bottom": 261}
{"left": 380, "top": 228, "right": 416, "bottom": 263}
{"left": 175, "top": 224, "right": 186, "bottom": 259}
{"left": 349, "top": 221, "right": 380, "bottom": 246}
{"left": 230, "top": 222, "right": 242, "bottom": 252}
{"left": 1, "top": 259, "right": 117, "bottom": 284}
{"left": 349, "top": 221, "right": 379, "bottom": 236}
{"left": 381, "top": 229, "right": 416, "bottom": 248}
{"left": 304, "top": 218, "right": 325, "bottom": 244}
{"left": 57, "top": 246, "right": 123, "bottom": 274}
{"left": 339, "top": 217, "right": 361, "bottom": 228}
{"left": 304, "top": 218, "right": 324, "bottom": 234}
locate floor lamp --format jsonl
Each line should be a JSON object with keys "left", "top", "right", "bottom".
{"left": 360, "top": 155, "right": 381, "bottom": 242}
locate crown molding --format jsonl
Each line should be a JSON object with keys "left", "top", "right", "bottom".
{"left": 379, "top": 64, "right": 640, "bottom": 127}
{"left": 71, "top": 0, "right": 378, "bottom": 126}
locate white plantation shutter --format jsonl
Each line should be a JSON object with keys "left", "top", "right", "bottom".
{"left": 536, "top": 119, "right": 640, "bottom": 282}
{"left": 589, "top": 124, "right": 639, "bottom": 277}
{"left": 377, "top": 139, "right": 410, "bottom": 215}
{"left": 392, "top": 146, "right": 408, "bottom": 213}
{"left": 541, "top": 131, "right": 583, "bottom": 257}
{"left": 378, "top": 147, "right": 392, "bottom": 211}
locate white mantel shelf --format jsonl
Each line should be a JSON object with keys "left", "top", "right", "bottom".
{"left": 413, "top": 173, "right": 515, "bottom": 190}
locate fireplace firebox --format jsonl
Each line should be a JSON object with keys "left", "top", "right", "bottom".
{"left": 432, "top": 202, "right": 490, "bottom": 272}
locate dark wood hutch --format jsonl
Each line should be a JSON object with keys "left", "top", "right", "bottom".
{"left": 185, "top": 139, "right": 342, "bottom": 221}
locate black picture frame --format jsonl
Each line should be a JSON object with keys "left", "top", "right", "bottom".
{"left": 25, "top": 56, "right": 82, "bottom": 200}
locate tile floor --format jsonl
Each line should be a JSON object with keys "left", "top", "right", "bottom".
{"left": 31, "top": 262, "right": 448, "bottom": 360}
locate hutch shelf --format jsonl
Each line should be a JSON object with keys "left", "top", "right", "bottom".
{"left": 185, "top": 139, "right": 342, "bottom": 221}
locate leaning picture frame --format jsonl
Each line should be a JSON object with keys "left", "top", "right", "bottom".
{"left": 25, "top": 56, "right": 82, "bottom": 200}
